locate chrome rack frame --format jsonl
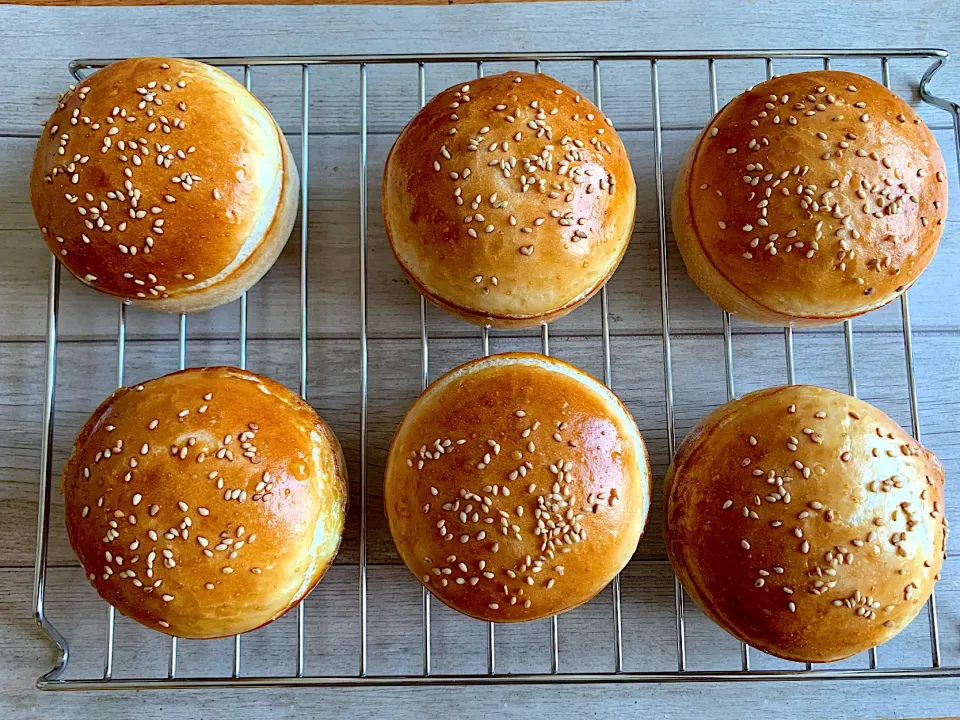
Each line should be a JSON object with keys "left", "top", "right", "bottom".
{"left": 33, "top": 48, "right": 960, "bottom": 690}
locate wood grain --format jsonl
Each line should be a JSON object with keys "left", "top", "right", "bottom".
{"left": 3, "top": 561, "right": 957, "bottom": 714}
{"left": 1, "top": 4, "right": 959, "bottom": 137}
{"left": 8, "top": 330, "right": 958, "bottom": 571}
{"left": 27, "top": 560, "right": 960, "bottom": 678}
{"left": 3, "top": 1, "right": 960, "bottom": 715}
{"left": 9, "top": 0, "right": 593, "bottom": 5}
{"left": 1, "top": 127, "right": 957, "bottom": 342}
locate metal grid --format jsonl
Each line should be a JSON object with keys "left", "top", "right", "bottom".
{"left": 32, "top": 48, "right": 960, "bottom": 690}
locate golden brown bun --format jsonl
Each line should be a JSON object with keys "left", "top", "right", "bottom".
{"left": 63, "top": 367, "right": 347, "bottom": 639}
{"left": 665, "top": 385, "right": 947, "bottom": 663}
{"left": 31, "top": 57, "right": 299, "bottom": 313}
{"left": 383, "top": 72, "right": 636, "bottom": 329}
{"left": 384, "top": 352, "right": 651, "bottom": 622}
{"left": 672, "top": 70, "right": 947, "bottom": 327}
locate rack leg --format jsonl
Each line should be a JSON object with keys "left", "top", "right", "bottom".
{"left": 103, "top": 302, "right": 128, "bottom": 680}
{"left": 421, "top": 586, "right": 432, "bottom": 677}
{"left": 538, "top": 322, "right": 560, "bottom": 674}
{"left": 651, "top": 58, "right": 685, "bottom": 672}
{"left": 765, "top": 56, "right": 809, "bottom": 671}
{"left": 34, "top": 259, "right": 69, "bottom": 684}
{"left": 228, "top": 63, "right": 255, "bottom": 681}
{"left": 900, "top": 290, "right": 942, "bottom": 667}
{"left": 168, "top": 638, "right": 178, "bottom": 679}
{"left": 764, "top": 59, "right": 800, "bottom": 395}
{"left": 843, "top": 321, "right": 857, "bottom": 399}
{"left": 841, "top": 316, "right": 876, "bottom": 670}
{"left": 783, "top": 328, "right": 796, "bottom": 385}
{"left": 358, "top": 62, "right": 370, "bottom": 679}
{"left": 592, "top": 57, "right": 627, "bottom": 674}
{"left": 483, "top": 314, "right": 494, "bottom": 676}
{"left": 164, "top": 310, "right": 187, "bottom": 680}
{"left": 708, "top": 57, "right": 751, "bottom": 671}
{"left": 415, "top": 61, "right": 434, "bottom": 679}
{"left": 722, "top": 313, "right": 735, "bottom": 400}
{"left": 465, "top": 60, "right": 498, "bottom": 676}
{"left": 239, "top": 63, "right": 252, "bottom": 374}
{"left": 177, "top": 314, "right": 187, "bottom": 370}
{"left": 880, "top": 56, "right": 942, "bottom": 671}
{"left": 523, "top": 46, "right": 563, "bottom": 647}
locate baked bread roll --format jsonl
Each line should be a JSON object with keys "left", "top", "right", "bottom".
{"left": 383, "top": 71, "right": 636, "bottom": 329}
{"left": 63, "top": 367, "right": 347, "bottom": 639}
{"left": 665, "top": 385, "right": 947, "bottom": 663}
{"left": 384, "top": 352, "right": 651, "bottom": 622}
{"left": 31, "top": 57, "right": 299, "bottom": 313}
{"left": 672, "top": 70, "right": 947, "bottom": 326}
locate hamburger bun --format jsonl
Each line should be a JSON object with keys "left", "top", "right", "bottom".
{"left": 383, "top": 71, "right": 636, "bottom": 328}
{"left": 665, "top": 384, "right": 947, "bottom": 662}
{"left": 384, "top": 352, "right": 651, "bottom": 622}
{"left": 63, "top": 366, "right": 347, "bottom": 639}
{"left": 672, "top": 70, "right": 947, "bottom": 326}
{"left": 31, "top": 57, "right": 299, "bottom": 313}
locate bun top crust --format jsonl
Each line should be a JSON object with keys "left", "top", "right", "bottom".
{"left": 63, "top": 366, "right": 347, "bottom": 639}
{"left": 681, "top": 70, "right": 946, "bottom": 322}
{"left": 383, "top": 71, "right": 636, "bottom": 325}
{"left": 31, "top": 57, "right": 289, "bottom": 307}
{"left": 665, "top": 385, "right": 947, "bottom": 662}
{"left": 384, "top": 352, "right": 651, "bottom": 622}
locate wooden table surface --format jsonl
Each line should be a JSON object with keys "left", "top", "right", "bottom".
{"left": 2, "top": 1, "right": 960, "bottom": 717}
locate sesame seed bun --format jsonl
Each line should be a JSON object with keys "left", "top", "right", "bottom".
{"left": 63, "top": 366, "right": 347, "bottom": 639}
{"left": 672, "top": 70, "right": 947, "bottom": 327}
{"left": 384, "top": 352, "right": 651, "bottom": 622}
{"left": 31, "top": 57, "right": 299, "bottom": 313}
{"left": 664, "top": 385, "right": 947, "bottom": 663}
{"left": 383, "top": 72, "right": 636, "bottom": 329}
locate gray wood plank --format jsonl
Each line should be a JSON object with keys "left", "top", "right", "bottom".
{"left": 28, "top": 560, "right": 960, "bottom": 679}
{"left": 0, "top": 3, "right": 958, "bottom": 136}
{"left": 8, "top": 330, "right": 958, "bottom": 570}
{"left": 1, "top": 126, "right": 958, "bottom": 342}
{"left": 3, "top": 1, "right": 960, "bottom": 715}
{"left": 4, "top": 561, "right": 957, "bottom": 716}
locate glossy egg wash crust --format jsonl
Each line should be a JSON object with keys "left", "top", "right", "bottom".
{"left": 31, "top": 57, "right": 299, "bottom": 314}
{"left": 673, "top": 70, "right": 947, "bottom": 327}
{"left": 384, "top": 353, "right": 651, "bottom": 623}
{"left": 63, "top": 366, "right": 348, "bottom": 639}
{"left": 665, "top": 385, "right": 947, "bottom": 663}
{"left": 383, "top": 72, "right": 637, "bottom": 328}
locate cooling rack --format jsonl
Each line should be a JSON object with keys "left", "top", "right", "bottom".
{"left": 32, "top": 48, "right": 960, "bottom": 690}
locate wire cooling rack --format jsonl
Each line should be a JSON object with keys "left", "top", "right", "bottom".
{"left": 32, "top": 49, "right": 960, "bottom": 690}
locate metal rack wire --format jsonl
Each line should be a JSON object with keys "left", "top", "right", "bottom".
{"left": 33, "top": 48, "right": 960, "bottom": 689}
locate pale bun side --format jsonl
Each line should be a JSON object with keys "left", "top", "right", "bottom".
{"left": 31, "top": 57, "right": 299, "bottom": 313}
{"left": 383, "top": 71, "right": 636, "bottom": 329}
{"left": 672, "top": 70, "right": 947, "bottom": 327}
{"left": 385, "top": 352, "right": 651, "bottom": 622}
{"left": 64, "top": 366, "right": 347, "bottom": 639}
{"left": 665, "top": 385, "right": 946, "bottom": 663}
{"left": 142, "top": 135, "right": 298, "bottom": 314}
